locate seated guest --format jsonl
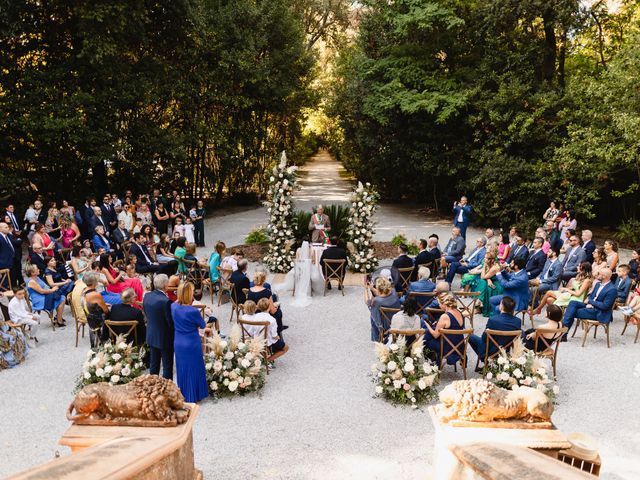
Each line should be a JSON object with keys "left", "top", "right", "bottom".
{"left": 109, "top": 288, "right": 146, "bottom": 345}
{"left": 251, "top": 298, "right": 289, "bottom": 362}
{"left": 497, "top": 232, "right": 511, "bottom": 264}
{"left": 320, "top": 237, "right": 348, "bottom": 290}
{"left": 130, "top": 233, "right": 177, "bottom": 276}
{"left": 91, "top": 261, "right": 123, "bottom": 305}
{"left": 445, "top": 237, "right": 486, "bottom": 285}
{"left": 592, "top": 248, "right": 608, "bottom": 278}
{"left": 125, "top": 255, "right": 151, "bottom": 291}
{"left": 523, "top": 305, "right": 563, "bottom": 352}
{"left": 389, "top": 297, "right": 421, "bottom": 345}
{"left": 421, "top": 294, "right": 464, "bottom": 364}
{"left": 112, "top": 220, "right": 130, "bottom": 246}
{"left": 530, "top": 247, "right": 563, "bottom": 298}
{"left": 29, "top": 244, "right": 48, "bottom": 274}
{"left": 615, "top": 265, "right": 632, "bottom": 304}
{"left": 392, "top": 243, "right": 414, "bottom": 290}
{"left": 208, "top": 241, "right": 225, "bottom": 284}
{"left": 484, "top": 228, "right": 498, "bottom": 247}
{"left": 469, "top": 296, "right": 521, "bottom": 366}
{"left": 248, "top": 270, "right": 285, "bottom": 333}
{"left": 534, "top": 262, "right": 593, "bottom": 315}
{"left": 155, "top": 234, "right": 175, "bottom": 263}
{"left": 489, "top": 257, "right": 529, "bottom": 315}
{"left": 562, "top": 267, "right": 617, "bottom": 340}
{"left": 92, "top": 225, "right": 111, "bottom": 254}
{"left": 230, "top": 259, "right": 250, "bottom": 304}
{"left": 629, "top": 248, "right": 638, "bottom": 280}
{"left": 402, "top": 266, "right": 435, "bottom": 310}
{"left": 221, "top": 248, "right": 243, "bottom": 272}
{"left": 366, "top": 277, "right": 401, "bottom": 342}
{"left": 44, "top": 257, "right": 74, "bottom": 297}
{"left": 25, "top": 264, "right": 67, "bottom": 327}
{"left": 426, "top": 281, "right": 451, "bottom": 311}
{"left": 8, "top": 286, "right": 39, "bottom": 342}
{"left": 561, "top": 234, "right": 586, "bottom": 282}
{"left": 619, "top": 286, "right": 640, "bottom": 325}
{"left": 461, "top": 249, "right": 503, "bottom": 317}
{"left": 604, "top": 240, "right": 619, "bottom": 273}
{"left": 525, "top": 237, "right": 546, "bottom": 279}
{"left": 174, "top": 237, "right": 188, "bottom": 274}
{"left": 412, "top": 237, "right": 440, "bottom": 280}
{"left": 70, "top": 277, "right": 87, "bottom": 326}
{"left": 99, "top": 253, "right": 144, "bottom": 303}
{"left": 505, "top": 235, "right": 529, "bottom": 264}
{"left": 439, "top": 227, "right": 465, "bottom": 271}
{"left": 581, "top": 229, "right": 596, "bottom": 264}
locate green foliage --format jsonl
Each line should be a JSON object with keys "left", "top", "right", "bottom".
{"left": 615, "top": 219, "right": 640, "bottom": 247}
{"left": 324, "top": 204, "right": 351, "bottom": 240}
{"left": 293, "top": 210, "right": 313, "bottom": 240}
{"left": 391, "top": 234, "right": 408, "bottom": 247}
{"left": 245, "top": 227, "right": 269, "bottom": 245}
{"left": 390, "top": 234, "right": 419, "bottom": 254}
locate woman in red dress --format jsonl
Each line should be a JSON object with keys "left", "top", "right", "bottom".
{"left": 98, "top": 253, "right": 145, "bottom": 305}
{"left": 31, "top": 223, "right": 55, "bottom": 257}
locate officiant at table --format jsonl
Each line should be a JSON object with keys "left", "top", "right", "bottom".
{"left": 308, "top": 205, "right": 331, "bottom": 244}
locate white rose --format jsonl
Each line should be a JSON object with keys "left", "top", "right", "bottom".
{"left": 387, "top": 361, "right": 397, "bottom": 370}
{"left": 512, "top": 368, "right": 523, "bottom": 379}
{"left": 486, "top": 372, "right": 493, "bottom": 380}
{"left": 118, "top": 342, "right": 128, "bottom": 350}
{"left": 205, "top": 363, "right": 212, "bottom": 370}
{"left": 220, "top": 341, "right": 228, "bottom": 348}
{"left": 214, "top": 361, "right": 223, "bottom": 371}
{"left": 552, "top": 385, "right": 560, "bottom": 394}
{"left": 228, "top": 381, "right": 239, "bottom": 392}
{"left": 393, "top": 380, "right": 402, "bottom": 389}
{"left": 403, "top": 363, "right": 415, "bottom": 373}
{"left": 384, "top": 378, "right": 391, "bottom": 385}
{"left": 497, "top": 356, "right": 506, "bottom": 365}
{"left": 375, "top": 386, "right": 383, "bottom": 394}
{"left": 84, "top": 372, "right": 91, "bottom": 379}
{"left": 121, "top": 366, "right": 131, "bottom": 377}
{"left": 405, "top": 357, "right": 413, "bottom": 364}
{"left": 112, "top": 353, "right": 122, "bottom": 361}
{"left": 423, "top": 375, "right": 435, "bottom": 387}
{"left": 110, "top": 375, "right": 120, "bottom": 383}
{"left": 224, "top": 351, "right": 234, "bottom": 360}
{"left": 90, "top": 357, "right": 100, "bottom": 367}
{"left": 254, "top": 359, "right": 262, "bottom": 367}
{"left": 104, "top": 365, "right": 113, "bottom": 373}
{"left": 516, "top": 356, "right": 526, "bottom": 365}
{"left": 389, "top": 344, "right": 399, "bottom": 352}
{"left": 417, "top": 380, "right": 426, "bottom": 390}
{"left": 210, "top": 381, "right": 218, "bottom": 391}
{"left": 537, "top": 367, "right": 546, "bottom": 376}
{"left": 223, "top": 378, "right": 229, "bottom": 386}
{"left": 241, "top": 359, "right": 251, "bottom": 368}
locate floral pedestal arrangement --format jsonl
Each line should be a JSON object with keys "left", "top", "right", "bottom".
{"left": 347, "top": 181, "right": 379, "bottom": 273}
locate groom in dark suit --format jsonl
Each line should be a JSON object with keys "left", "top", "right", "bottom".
{"left": 320, "top": 237, "right": 348, "bottom": 290}
{"left": 143, "top": 274, "right": 174, "bottom": 379}
{"left": 525, "top": 237, "right": 547, "bottom": 279}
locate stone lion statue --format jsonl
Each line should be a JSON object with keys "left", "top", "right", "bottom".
{"left": 438, "top": 379, "right": 553, "bottom": 423}
{"left": 67, "top": 375, "right": 190, "bottom": 427}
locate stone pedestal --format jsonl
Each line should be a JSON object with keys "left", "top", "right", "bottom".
{"left": 429, "top": 406, "right": 572, "bottom": 479}
{"left": 9, "top": 404, "right": 201, "bottom": 480}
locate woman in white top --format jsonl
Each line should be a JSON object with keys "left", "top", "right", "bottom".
{"left": 8, "top": 287, "right": 39, "bottom": 342}
{"left": 390, "top": 297, "right": 421, "bottom": 331}
{"left": 243, "top": 299, "right": 289, "bottom": 362}
{"left": 117, "top": 204, "right": 134, "bottom": 232}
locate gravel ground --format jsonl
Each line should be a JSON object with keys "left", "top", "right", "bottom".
{"left": 1, "top": 152, "right": 639, "bottom": 479}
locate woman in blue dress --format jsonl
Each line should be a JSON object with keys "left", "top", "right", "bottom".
{"left": 421, "top": 294, "right": 465, "bottom": 365}
{"left": 25, "top": 264, "right": 67, "bottom": 327}
{"left": 171, "top": 281, "right": 210, "bottom": 403}
{"left": 44, "top": 257, "right": 74, "bottom": 297}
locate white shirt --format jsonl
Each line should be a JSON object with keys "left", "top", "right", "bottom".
{"left": 390, "top": 312, "right": 420, "bottom": 331}
{"left": 222, "top": 255, "right": 238, "bottom": 272}
{"left": 592, "top": 281, "right": 609, "bottom": 301}
{"left": 243, "top": 312, "right": 279, "bottom": 346}
{"left": 8, "top": 297, "right": 36, "bottom": 323}
{"left": 457, "top": 208, "right": 464, "bottom": 223}
{"left": 184, "top": 224, "right": 195, "bottom": 243}
{"left": 7, "top": 211, "right": 19, "bottom": 230}
{"left": 118, "top": 211, "right": 133, "bottom": 231}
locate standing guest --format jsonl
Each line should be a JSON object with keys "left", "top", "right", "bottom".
{"left": 497, "top": 232, "right": 511, "bottom": 264}
{"left": 365, "top": 276, "right": 401, "bottom": 342}
{"left": 523, "top": 304, "right": 563, "bottom": 352}
{"left": 525, "top": 237, "right": 546, "bottom": 279}
{"left": 422, "top": 293, "right": 465, "bottom": 363}
{"left": 0, "top": 222, "right": 16, "bottom": 289}
{"left": 231, "top": 259, "right": 251, "bottom": 304}
{"left": 615, "top": 265, "right": 632, "bottom": 304}
{"left": 192, "top": 200, "right": 206, "bottom": 247}
{"left": 25, "top": 264, "right": 67, "bottom": 327}
{"left": 118, "top": 204, "right": 134, "bottom": 232}
{"left": 31, "top": 223, "right": 55, "bottom": 257}
{"left": 109, "top": 288, "right": 146, "bottom": 346}
{"left": 533, "top": 262, "right": 593, "bottom": 315}
{"left": 58, "top": 217, "right": 80, "bottom": 249}
{"left": 25, "top": 199, "right": 47, "bottom": 239}
{"left": 44, "top": 257, "right": 74, "bottom": 297}
{"left": 445, "top": 237, "right": 486, "bottom": 285}
{"left": 530, "top": 247, "right": 563, "bottom": 300}
{"left": 319, "top": 237, "right": 348, "bottom": 290}
{"left": 308, "top": 205, "right": 332, "bottom": 244}
{"left": 173, "top": 217, "right": 185, "bottom": 238}
{"left": 452, "top": 196, "right": 472, "bottom": 240}
{"left": 44, "top": 205, "right": 61, "bottom": 241}
{"left": 489, "top": 257, "right": 529, "bottom": 314}
{"left": 8, "top": 286, "right": 40, "bottom": 342}
{"left": 221, "top": 248, "right": 244, "bottom": 272}
{"left": 439, "top": 227, "right": 465, "bottom": 271}
{"left": 558, "top": 210, "right": 577, "bottom": 244}
{"left": 91, "top": 207, "right": 109, "bottom": 237}
{"left": 469, "top": 296, "right": 521, "bottom": 367}
{"left": 208, "top": 241, "right": 225, "bottom": 284}
{"left": 154, "top": 201, "right": 170, "bottom": 235}
{"left": 581, "top": 229, "right": 596, "bottom": 264}
{"left": 604, "top": 240, "right": 619, "bottom": 272}
{"left": 100, "top": 195, "right": 117, "bottom": 233}
{"left": 137, "top": 203, "right": 153, "bottom": 226}
{"left": 561, "top": 234, "right": 586, "bottom": 283}
{"left": 183, "top": 217, "right": 195, "bottom": 245}
{"left": 99, "top": 253, "right": 144, "bottom": 303}
{"left": 392, "top": 243, "right": 414, "bottom": 291}
{"left": 461, "top": 249, "right": 503, "bottom": 317}
{"left": 150, "top": 189, "right": 165, "bottom": 213}
{"left": 60, "top": 199, "right": 75, "bottom": 219}
{"left": 171, "top": 282, "right": 209, "bottom": 402}
{"left": 562, "top": 267, "right": 617, "bottom": 341}
{"left": 143, "top": 274, "right": 174, "bottom": 379}
{"left": 505, "top": 235, "right": 529, "bottom": 264}
{"left": 543, "top": 201, "right": 560, "bottom": 223}
{"left": 5, "top": 204, "right": 23, "bottom": 237}
{"left": 170, "top": 200, "right": 186, "bottom": 227}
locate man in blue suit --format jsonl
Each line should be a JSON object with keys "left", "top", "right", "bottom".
{"left": 490, "top": 257, "right": 529, "bottom": 314}
{"left": 581, "top": 230, "right": 596, "bottom": 264}
{"left": 469, "top": 296, "right": 521, "bottom": 367}
{"left": 143, "top": 274, "right": 174, "bottom": 379}
{"left": 531, "top": 247, "right": 563, "bottom": 297}
{"left": 440, "top": 227, "right": 465, "bottom": 274}
{"left": 402, "top": 266, "right": 436, "bottom": 310}
{"left": 506, "top": 235, "right": 529, "bottom": 264}
{"left": 0, "top": 222, "right": 15, "bottom": 289}
{"left": 452, "top": 196, "right": 472, "bottom": 240}
{"left": 561, "top": 234, "right": 586, "bottom": 282}
{"left": 525, "top": 237, "right": 546, "bottom": 279}
{"left": 562, "top": 267, "right": 617, "bottom": 341}
{"left": 446, "top": 237, "right": 486, "bottom": 285}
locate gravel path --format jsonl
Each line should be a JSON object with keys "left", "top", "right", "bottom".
{"left": 1, "top": 152, "right": 639, "bottom": 479}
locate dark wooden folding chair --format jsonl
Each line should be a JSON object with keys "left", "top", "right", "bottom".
{"left": 0, "top": 268, "right": 12, "bottom": 293}
{"left": 475, "top": 329, "right": 522, "bottom": 372}
{"left": 104, "top": 320, "right": 138, "bottom": 345}
{"left": 238, "top": 318, "right": 272, "bottom": 374}
{"left": 322, "top": 259, "right": 347, "bottom": 296}
{"left": 378, "top": 306, "right": 401, "bottom": 342}
{"left": 533, "top": 327, "right": 568, "bottom": 378}
{"left": 387, "top": 328, "right": 425, "bottom": 343}
{"left": 439, "top": 328, "right": 474, "bottom": 379}
{"left": 407, "top": 291, "right": 437, "bottom": 317}
{"left": 453, "top": 291, "right": 481, "bottom": 328}
{"left": 396, "top": 266, "right": 414, "bottom": 293}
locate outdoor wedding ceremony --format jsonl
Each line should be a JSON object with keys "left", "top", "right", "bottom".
{"left": 1, "top": 1, "right": 640, "bottom": 480}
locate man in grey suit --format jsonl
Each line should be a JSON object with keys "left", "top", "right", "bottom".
{"left": 561, "top": 234, "right": 586, "bottom": 282}
{"left": 531, "top": 247, "right": 563, "bottom": 298}
{"left": 439, "top": 227, "right": 465, "bottom": 272}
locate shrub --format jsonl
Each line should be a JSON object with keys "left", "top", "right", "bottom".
{"left": 245, "top": 226, "right": 269, "bottom": 244}
{"left": 615, "top": 219, "right": 640, "bottom": 246}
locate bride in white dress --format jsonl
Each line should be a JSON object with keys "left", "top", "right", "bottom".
{"left": 275, "top": 241, "right": 324, "bottom": 307}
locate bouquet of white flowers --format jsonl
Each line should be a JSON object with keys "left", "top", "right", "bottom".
{"left": 204, "top": 324, "right": 267, "bottom": 397}
{"left": 347, "top": 181, "right": 379, "bottom": 273}
{"left": 263, "top": 151, "right": 298, "bottom": 273}
{"left": 485, "top": 338, "right": 559, "bottom": 401}
{"left": 371, "top": 337, "right": 439, "bottom": 408}
{"left": 76, "top": 335, "right": 146, "bottom": 391}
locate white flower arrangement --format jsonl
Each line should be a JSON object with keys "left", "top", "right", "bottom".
{"left": 371, "top": 336, "right": 439, "bottom": 408}
{"left": 263, "top": 151, "right": 298, "bottom": 272}
{"left": 347, "top": 181, "right": 379, "bottom": 273}
{"left": 204, "top": 324, "right": 267, "bottom": 397}
{"left": 76, "top": 335, "right": 146, "bottom": 391}
{"left": 485, "top": 338, "right": 559, "bottom": 402}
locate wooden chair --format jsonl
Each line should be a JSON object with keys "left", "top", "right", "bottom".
{"left": 0, "top": 268, "right": 12, "bottom": 293}
{"left": 25, "top": 291, "right": 56, "bottom": 331}
{"left": 216, "top": 266, "right": 233, "bottom": 305}
{"left": 621, "top": 314, "right": 639, "bottom": 344}
{"left": 573, "top": 318, "right": 611, "bottom": 348}
{"left": 475, "top": 329, "right": 522, "bottom": 372}
{"left": 516, "top": 282, "right": 539, "bottom": 329}
{"left": 387, "top": 328, "right": 425, "bottom": 343}
{"left": 533, "top": 327, "right": 568, "bottom": 378}
{"left": 182, "top": 258, "right": 204, "bottom": 288}
{"left": 439, "top": 328, "right": 474, "bottom": 379}
{"left": 424, "top": 307, "right": 445, "bottom": 323}
{"left": 378, "top": 306, "right": 401, "bottom": 342}
{"left": 396, "top": 266, "right": 414, "bottom": 293}
{"left": 121, "top": 241, "right": 132, "bottom": 259}
{"left": 407, "top": 291, "right": 437, "bottom": 316}
{"left": 322, "top": 259, "right": 346, "bottom": 296}
{"left": 228, "top": 282, "right": 243, "bottom": 322}
{"left": 238, "top": 318, "right": 271, "bottom": 374}
{"left": 453, "top": 291, "right": 480, "bottom": 328}
{"left": 104, "top": 320, "right": 138, "bottom": 345}
{"left": 57, "top": 248, "right": 72, "bottom": 263}
{"left": 200, "top": 264, "right": 215, "bottom": 303}
{"left": 67, "top": 292, "right": 87, "bottom": 347}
